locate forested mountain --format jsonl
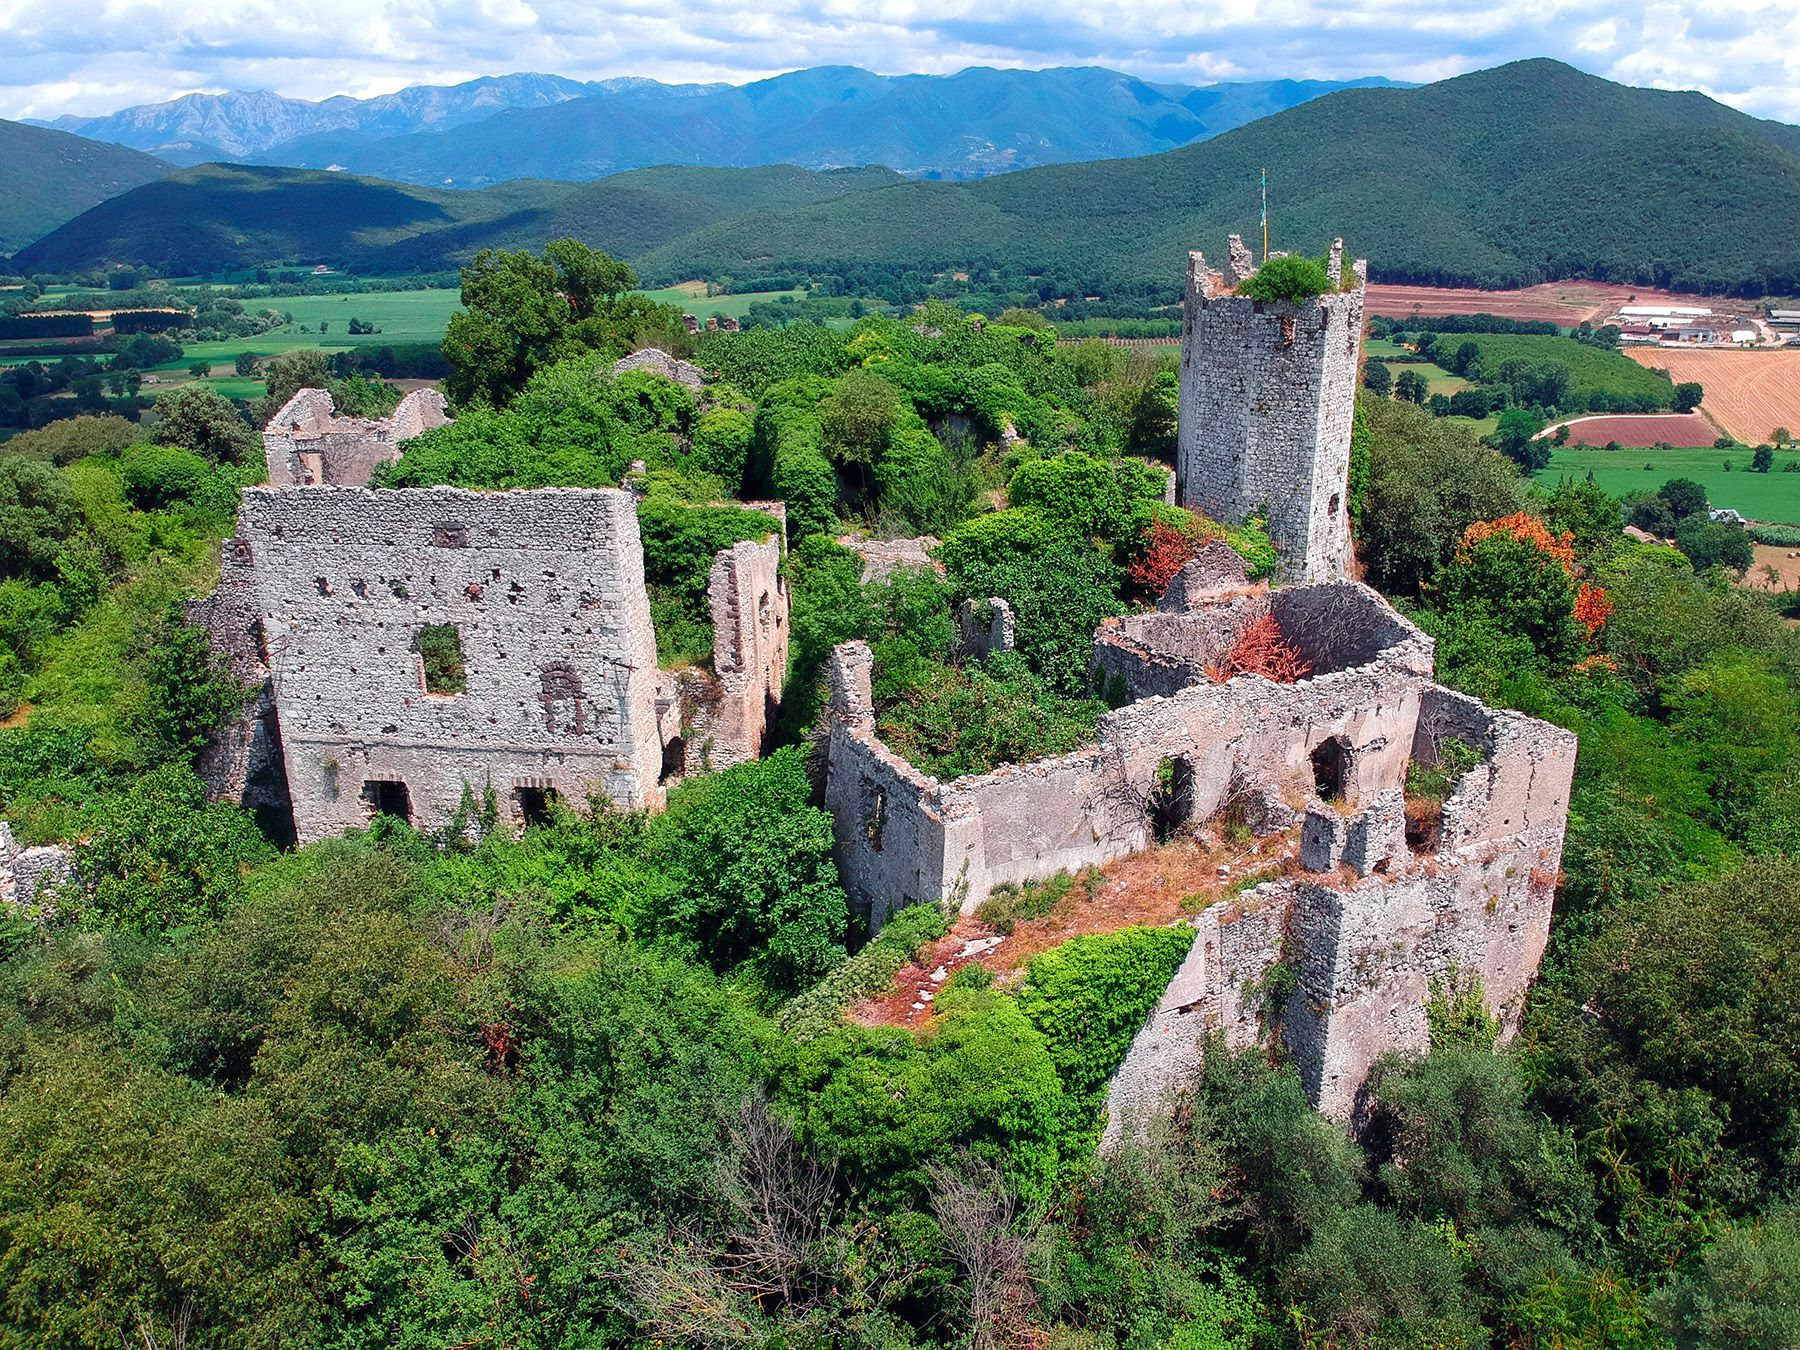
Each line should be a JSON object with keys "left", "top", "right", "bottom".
{"left": 5, "top": 162, "right": 907, "bottom": 276}
{"left": 262, "top": 67, "right": 1398, "bottom": 186}
{"left": 13, "top": 61, "right": 1800, "bottom": 297}
{"left": 632, "top": 60, "right": 1800, "bottom": 295}
{"left": 34, "top": 75, "right": 616, "bottom": 164}
{"left": 0, "top": 119, "right": 167, "bottom": 254}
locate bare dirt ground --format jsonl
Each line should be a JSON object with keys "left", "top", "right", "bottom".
{"left": 1746, "top": 544, "right": 1800, "bottom": 592}
{"left": 1624, "top": 348, "right": 1800, "bottom": 444}
{"left": 851, "top": 829, "right": 1301, "bottom": 1031}
{"left": 1366, "top": 281, "right": 1737, "bottom": 326}
{"left": 1554, "top": 413, "right": 1719, "bottom": 447}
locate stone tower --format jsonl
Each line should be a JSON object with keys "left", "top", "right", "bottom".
{"left": 1177, "top": 236, "right": 1367, "bottom": 583}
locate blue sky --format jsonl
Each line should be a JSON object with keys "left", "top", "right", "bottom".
{"left": 3, "top": 0, "right": 1797, "bottom": 123}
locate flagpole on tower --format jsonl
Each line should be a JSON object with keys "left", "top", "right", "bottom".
{"left": 1261, "top": 168, "right": 1268, "bottom": 263}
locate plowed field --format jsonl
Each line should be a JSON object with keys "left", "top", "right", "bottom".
{"left": 1559, "top": 413, "right": 1717, "bottom": 447}
{"left": 1624, "top": 348, "right": 1800, "bottom": 444}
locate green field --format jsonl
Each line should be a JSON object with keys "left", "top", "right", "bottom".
{"left": 637, "top": 286, "right": 806, "bottom": 318}
{"left": 1545, "top": 444, "right": 1800, "bottom": 524}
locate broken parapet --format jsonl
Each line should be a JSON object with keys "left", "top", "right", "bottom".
{"left": 613, "top": 347, "right": 704, "bottom": 390}
{"left": 233, "top": 486, "right": 667, "bottom": 842}
{"left": 956, "top": 598, "right": 1016, "bottom": 660}
{"left": 1160, "top": 540, "right": 1251, "bottom": 609}
{"left": 1177, "top": 236, "right": 1366, "bottom": 583}
{"left": 262, "top": 387, "right": 452, "bottom": 487}
{"left": 0, "top": 823, "right": 75, "bottom": 912}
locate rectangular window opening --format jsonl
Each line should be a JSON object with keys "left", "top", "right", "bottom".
{"left": 414, "top": 623, "right": 467, "bottom": 695}
{"left": 362, "top": 779, "right": 412, "bottom": 823}
{"left": 516, "top": 785, "right": 558, "bottom": 827}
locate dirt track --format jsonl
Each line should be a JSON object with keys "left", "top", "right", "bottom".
{"left": 1624, "top": 348, "right": 1800, "bottom": 444}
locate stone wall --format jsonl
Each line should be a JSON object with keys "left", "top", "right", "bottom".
{"left": 677, "top": 533, "right": 789, "bottom": 773}
{"left": 1176, "top": 238, "right": 1366, "bottom": 583}
{"left": 1102, "top": 693, "right": 1577, "bottom": 1135}
{"left": 613, "top": 347, "right": 704, "bottom": 390}
{"left": 184, "top": 535, "right": 292, "bottom": 835}
{"left": 825, "top": 583, "right": 1434, "bottom": 925}
{"left": 263, "top": 388, "right": 452, "bottom": 487}
{"left": 0, "top": 823, "right": 75, "bottom": 912}
{"left": 237, "top": 486, "right": 666, "bottom": 841}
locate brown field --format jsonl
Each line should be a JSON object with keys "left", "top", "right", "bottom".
{"left": 1558, "top": 413, "right": 1718, "bottom": 447}
{"left": 1366, "top": 281, "right": 1736, "bottom": 326}
{"left": 1624, "top": 348, "right": 1800, "bottom": 444}
{"left": 1747, "top": 544, "right": 1800, "bottom": 593}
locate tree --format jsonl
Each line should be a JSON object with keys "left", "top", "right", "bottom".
{"left": 817, "top": 368, "right": 903, "bottom": 470}
{"left": 1658, "top": 477, "right": 1709, "bottom": 520}
{"left": 1357, "top": 399, "right": 1523, "bottom": 595}
{"left": 1433, "top": 514, "right": 1583, "bottom": 668}
{"left": 1652, "top": 1203, "right": 1800, "bottom": 1349}
{"left": 1492, "top": 408, "right": 1549, "bottom": 472}
{"left": 1674, "top": 381, "right": 1704, "bottom": 413}
{"left": 135, "top": 603, "right": 253, "bottom": 765}
{"left": 153, "top": 385, "right": 256, "bottom": 464}
{"left": 189, "top": 361, "right": 210, "bottom": 379}
{"left": 1395, "top": 369, "right": 1428, "bottom": 404}
{"left": 443, "top": 240, "right": 651, "bottom": 408}
{"left": 1773, "top": 427, "right": 1793, "bottom": 448}
{"left": 1753, "top": 444, "right": 1775, "bottom": 473}
{"left": 0, "top": 458, "right": 80, "bottom": 583}
{"left": 1674, "top": 516, "right": 1753, "bottom": 575}
{"left": 233, "top": 351, "right": 257, "bottom": 377}
{"left": 1363, "top": 360, "right": 1393, "bottom": 396}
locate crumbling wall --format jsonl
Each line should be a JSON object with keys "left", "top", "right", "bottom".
{"left": 1176, "top": 240, "right": 1366, "bottom": 583}
{"left": 826, "top": 628, "right": 1428, "bottom": 924}
{"left": 238, "top": 486, "right": 665, "bottom": 841}
{"left": 956, "top": 598, "right": 1016, "bottom": 660}
{"left": 184, "top": 536, "right": 292, "bottom": 834}
{"left": 614, "top": 347, "right": 705, "bottom": 389}
{"left": 263, "top": 388, "right": 452, "bottom": 487}
{"left": 1103, "top": 696, "right": 1576, "bottom": 1131}
{"left": 839, "top": 535, "right": 943, "bottom": 584}
{"left": 0, "top": 823, "right": 76, "bottom": 912}
{"left": 679, "top": 533, "right": 788, "bottom": 773}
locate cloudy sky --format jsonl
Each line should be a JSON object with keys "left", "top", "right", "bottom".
{"left": 4, "top": 0, "right": 1798, "bottom": 123}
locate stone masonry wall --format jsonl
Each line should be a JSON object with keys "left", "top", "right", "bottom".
{"left": 1103, "top": 692, "right": 1576, "bottom": 1135}
{"left": 680, "top": 534, "right": 788, "bottom": 773}
{"left": 825, "top": 593, "right": 1431, "bottom": 926}
{"left": 263, "top": 388, "right": 452, "bottom": 487}
{"left": 238, "top": 486, "right": 665, "bottom": 842}
{"left": 1177, "top": 240, "right": 1366, "bottom": 583}
{"left": 184, "top": 535, "right": 292, "bottom": 832}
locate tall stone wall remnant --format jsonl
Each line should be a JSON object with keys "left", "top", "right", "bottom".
{"left": 1177, "top": 237, "right": 1366, "bottom": 583}
{"left": 262, "top": 387, "right": 452, "bottom": 488}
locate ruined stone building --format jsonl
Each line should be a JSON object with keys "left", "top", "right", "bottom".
{"left": 262, "top": 387, "right": 453, "bottom": 487}
{"left": 822, "top": 548, "right": 1573, "bottom": 1118}
{"left": 1177, "top": 236, "right": 1365, "bottom": 582}
{"left": 197, "top": 387, "right": 789, "bottom": 843}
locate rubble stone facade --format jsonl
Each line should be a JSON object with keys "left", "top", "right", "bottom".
{"left": 262, "top": 387, "right": 452, "bottom": 487}
{"left": 1177, "top": 236, "right": 1365, "bottom": 582}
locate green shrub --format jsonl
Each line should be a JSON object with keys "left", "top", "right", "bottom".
{"left": 776, "top": 902, "right": 949, "bottom": 1040}
{"left": 876, "top": 652, "right": 1105, "bottom": 779}
{"left": 1751, "top": 524, "right": 1800, "bottom": 547}
{"left": 1237, "top": 254, "right": 1332, "bottom": 303}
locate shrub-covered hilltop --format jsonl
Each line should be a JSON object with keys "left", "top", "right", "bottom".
{"left": 4, "top": 242, "right": 1800, "bottom": 1347}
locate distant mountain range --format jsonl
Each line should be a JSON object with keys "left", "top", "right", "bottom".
{"left": 0, "top": 120, "right": 167, "bottom": 254}
{"left": 11, "top": 62, "right": 1800, "bottom": 301}
{"left": 32, "top": 67, "right": 1402, "bottom": 184}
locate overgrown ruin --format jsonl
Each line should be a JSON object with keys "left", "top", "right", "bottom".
{"left": 262, "top": 386, "right": 453, "bottom": 487}
{"left": 196, "top": 388, "right": 789, "bottom": 842}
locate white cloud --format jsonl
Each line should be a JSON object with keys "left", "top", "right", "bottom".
{"left": 2, "top": 0, "right": 1797, "bottom": 122}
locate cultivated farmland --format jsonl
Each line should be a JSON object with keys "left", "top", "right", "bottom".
{"left": 1557, "top": 413, "right": 1717, "bottom": 447}
{"left": 1446, "top": 333, "right": 1675, "bottom": 406}
{"left": 1625, "top": 348, "right": 1800, "bottom": 444}
{"left": 1544, "top": 443, "right": 1800, "bottom": 524}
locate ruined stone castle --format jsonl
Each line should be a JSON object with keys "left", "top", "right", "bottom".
{"left": 177, "top": 245, "right": 1575, "bottom": 1123}
{"left": 818, "top": 238, "right": 1574, "bottom": 1120}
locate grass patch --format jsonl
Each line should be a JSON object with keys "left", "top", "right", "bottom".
{"left": 1544, "top": 445, "right": 1800, "bottom": 524}
{"left": 977, "top": 870, "right": 1097, "bottom": 935}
